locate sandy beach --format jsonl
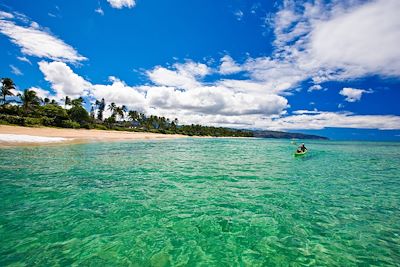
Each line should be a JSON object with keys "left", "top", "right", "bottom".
{"left": 0, "top": 125, "right": 188, "bottom": 146}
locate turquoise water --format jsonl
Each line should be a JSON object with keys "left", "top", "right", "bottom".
{"left": 1, "top": 138, "right": 399, "bottom": 266}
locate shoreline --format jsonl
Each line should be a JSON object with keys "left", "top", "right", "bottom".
{"left": 0, "top": 125, "right": 190, "bottom": 147}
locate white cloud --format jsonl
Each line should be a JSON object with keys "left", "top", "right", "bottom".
{"left": 95, "top": 7, "right": 104, "bottom": 15}
{"left": 308, "top": 84, "right": 322, "bottom": 92}
{"left": 0, "top": 11, "right": 14, "bottom": 19}
{"left": 267, "top": 111, "right": 400, "bottom": 130}
{"left": 35, "top": 59, "right": 400, "bottom": 131}
{"left": 0, "top": 13, "right": 86, "bottom": 63}
{"left": 10, "top": 64, "right": 23, "bottom": 75}
{"left": 17, "top": 56, "right": 32, "bottom": 64}
{"left": 339, "top": 87, "right": 372, "bottom": 102}
{"left": 292, "top": 109, "right": 320, "bottom": 115}
{"left": 37, "top": 60, "right": 288, "bottom": 124}
{"left": 92, "top": 77, "right": 146, "bottom": 111}
{"left": 239, "top": 57, "right": 306, "bottom": 94}
{"left": 147, "top": 61, "right": 210, "bottom": 90}
{"left": 145, "top": 85, "right": 288, "bottom": 116}
{"left": 38, "top": 61, "right": 92, "bottom": 99}
{"left": 28, "top": 87, "right": 53, "bottom": 99}
{"left": 219, "top": 55, "right": 242, "bottom": 75}
{"left": 309, "top": 0, "right": 400, "bottom": 78}
{"left": 269, "top": 0, "right": 400, "bottom": 82}
{"left": 107, "top": 0, "right": 136, "bottom": 9}
{"left": 234, "top": 10, "right": 244, "bottom": 21}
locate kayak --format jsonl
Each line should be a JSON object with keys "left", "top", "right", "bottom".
{"left": 294, "top": 150, "right": 307, "bottom": 156}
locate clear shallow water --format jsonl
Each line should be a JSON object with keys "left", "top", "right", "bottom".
{"left": 0, "top": 138, "right": 399, "bottom": 266}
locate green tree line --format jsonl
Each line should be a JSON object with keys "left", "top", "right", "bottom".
{"left": 0, "top": 78, "right": 253, "bottom": 137}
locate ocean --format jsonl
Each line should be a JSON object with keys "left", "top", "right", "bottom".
{"left": 1, "top": 138, "right": 399, "bottom": 266}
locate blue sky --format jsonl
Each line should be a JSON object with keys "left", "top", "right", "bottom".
{"left": 0, "top": 0, "right": 399, "bottom": 140}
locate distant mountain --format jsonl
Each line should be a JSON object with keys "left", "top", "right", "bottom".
{"left": 252, "top": 130, "right": 328, "bottom": 140}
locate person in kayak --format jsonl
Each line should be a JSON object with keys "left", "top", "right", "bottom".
{"left": 297, "top": 143, "right": 307, "bottom": 153}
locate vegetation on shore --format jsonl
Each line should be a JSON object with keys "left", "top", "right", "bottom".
{"left": 0, "top": 78, "right": 253, "bottom": 137}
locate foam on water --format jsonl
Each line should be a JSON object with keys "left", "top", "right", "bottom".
{"left": 0, "top": 134, "right": 69, "bottom": 143}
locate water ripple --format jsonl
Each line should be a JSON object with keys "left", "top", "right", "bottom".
{"left": 1, "top": 139, "right": 399, "bottom": 266}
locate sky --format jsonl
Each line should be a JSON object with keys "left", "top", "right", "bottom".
{"left": 0, "top": 0, "right": 399, "bottom": 140}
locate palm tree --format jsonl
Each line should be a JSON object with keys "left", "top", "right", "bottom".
{"left": 128, "top": 110, "right": 139, "bottom": 121}
{"left": 128, "top": 110, "right": 140, "bottom": 127}
{"left": 71, "top": 97, "right": 84, "bottom": 107}
{"left": 19, "top": 89, "right": 40, "bottom": 115}
{"left": 64, "top": 96, "right": 71, "bottom": 108}
{"left": 97, "top": 98, "right": 105, "bottom": 121}
{"left": 1, "top": 78, "right": 16, "bottom": 105}
{"left": 93, "top": 99, "right": 100, "bottom": 119}
{"left": 115, "top": 105, "right": 127, "bottom": 121}
{"left": 108, "top": 102, "right": 117, "bottom": 118}
{"left": 171, "top": 118, "right": 178, "bottom": 132}
{"left": 90, "top": 106, "right": 95, "bottom": 119}
{"left": 139, "top": 112, "right": 147, "bottom": 127}
{"left": 114, "top": 105, "right": 127, "bottom": 120}
{"left": 121, "top": 105, "right": 127, "bottom": 113}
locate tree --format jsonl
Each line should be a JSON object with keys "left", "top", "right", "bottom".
{"left": 90, "top": 106, "right": 95, "bottom": 120}
{"left": 92, "top": 99, "right": 100, "bottom": 119}
{"left": 39, "top": 104, "right": 68, "bottom": 125}
{"left": 128, "top": 110, "right": 139, "bottom": 121}
{"left": 108, "top": 102, "right": 117, "bottom": 118}
{"left": 1, "top": 78, "right": 15, "bottom": 105}
{"left": 64, "top": 96, "right": 71, "bottom": 108}
{"left": 71, "top": 97, "right": 84, "bottom": 108}
{"left": 19, "top": 89, "right": 40, "bottom": 115}
{"left": 115, "top": 105, "right": 127, "bottom": 121}
{"left": 97, "top": 98, "right": 105, "bottom": 121}
{"left": 68, "top": 105, "right": 90, "bottom": 124}
{"left": 139, "top": 112, "right": 147, "bottom": 127}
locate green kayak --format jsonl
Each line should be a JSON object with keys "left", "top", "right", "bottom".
{"left": 294, "top": 150, "right": 307, "bottom": 156}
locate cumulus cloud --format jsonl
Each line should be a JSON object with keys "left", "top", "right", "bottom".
{"left": 147, "top": 61, "right": 210, "bottom": 90}
{"left": 28, "top": 87, "right": 53, "bottom": 100}
{"left": 308, "top": 84, "right": 322, "bottom": 92}
{"left": 339, "top": 87, "right": 372, "bottom": 102}
{"left": 219, "top": 55, "right": 242, "bottom": 75}
{"left": 38, "top": 61, "right": 92, "bottom": 99}
{"left": 0, "top": 11, "right": 86, "bottom": 63}
{"left": 107, "top": 0, "right": 136, "bottom": 9}
{"left": 36, "top": 59, "right": 400, "bottom": 131}
{"left": 92, "top": 77, "right": 146, "bottom": 111}
{"left": 267, "top": 111, "right": 400, "bottom": 131}
{"left": 37, "top": 60, "right": 288, "bottom": 124}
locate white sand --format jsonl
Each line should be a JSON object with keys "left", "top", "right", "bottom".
{"left": 0, "top": 125, "right": 188, "bottom": 146}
